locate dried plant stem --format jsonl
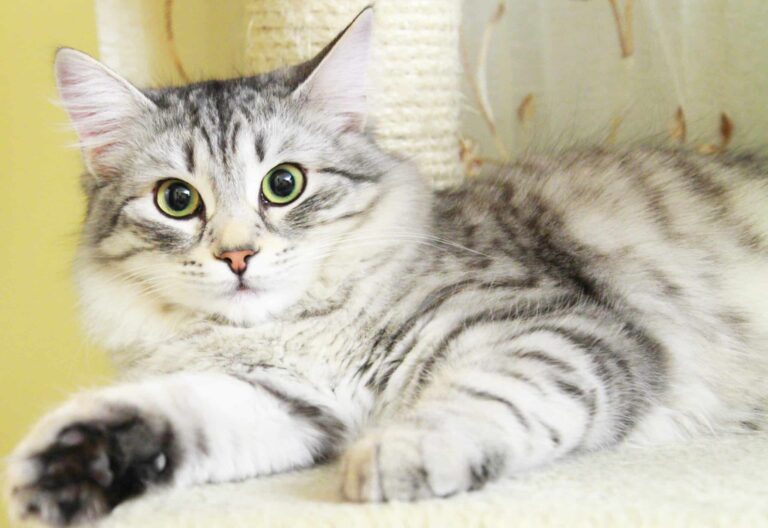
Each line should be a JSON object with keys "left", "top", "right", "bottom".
{"left": 460, "top": 2, "right": 509, "bottom": 161}
{"left": 699, "top": 113, "right": 734, "bottom": 154}
{"left": 459, "top": 137, "right": 482, "bottom": 177}
{"left": 517, "top": 94, "right": 535, "bottom": 124}
{"left": 164, "top": 0, "right": 189, "bottom": 82}
{"left": 608, "top": 0, "right": 634, "bottom": 58}
{"left": 669, "top": 106, "right": 687, "bottom": 144}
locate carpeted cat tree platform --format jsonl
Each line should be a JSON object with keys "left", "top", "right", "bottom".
{"left": 90, "top": 2, "right": 768, "bottom": 526}
{"left": 100, "top": 433, "right": 768, "bottom": 527}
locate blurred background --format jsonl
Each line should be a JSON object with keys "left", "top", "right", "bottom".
{"left": 1, "top": 3, "right": 110, "bottom": 526}
{"left": 2, "top": 1, "right": 768, "bottom": 525}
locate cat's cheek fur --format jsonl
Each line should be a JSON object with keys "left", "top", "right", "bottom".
{"left": 74, "top": 254, "right": 193, "bottom": 353}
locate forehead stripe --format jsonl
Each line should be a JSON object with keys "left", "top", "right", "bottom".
{"left": 318, "top": 167, "right": 378, "bottom": 183}
{"left": 198, "top": 126, "right": 214, "bottom": 155}
{"left": 184, "top": 141, "right": 195, "bottom": 173}
{"left": 255, "top": 133, "right": 265, "bottom": 162}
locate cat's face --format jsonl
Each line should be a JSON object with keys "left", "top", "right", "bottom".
{"left": 80, "top": 89, "right": 392, "bottom": 325}
{"left": 55, "top": 9, "right": 426, "bottom": 327}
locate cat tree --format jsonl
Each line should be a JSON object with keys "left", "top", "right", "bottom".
{"left": 90, "top": 2, "right": 768, "bottom": 526}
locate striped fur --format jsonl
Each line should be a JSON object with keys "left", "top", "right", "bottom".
{"left": 7, "top": 10, "right": 768, "bottom": 526}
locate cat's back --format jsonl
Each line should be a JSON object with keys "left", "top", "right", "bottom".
{"left": 434, "top": 146, "right": 768, "bottom": 435}
{"left": 458, "top": 147, "right": 764, "bottom": 236}
{"left": 438, "top": 147, "right": 767, "bottom": 265}
{"left": 445, "top": 146, "right": 768, "bottom": 313}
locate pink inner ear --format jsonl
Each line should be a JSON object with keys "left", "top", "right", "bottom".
{"left": 54, "top": 50, "right": 154, "bottom": 177}
{"left": 55, "top": 50, "right": 151, "bottom": 152}
{"left": 57, "top": 69, "right": 121, "bottom": 143}
{"left": 301, "top": 8, "right": 373, "bottom": 129}
{"left": 65, "top": 102, "right": 124, "bottom": 174}
{"left": 69, "top": 110, "right": 114, "bottom": 141}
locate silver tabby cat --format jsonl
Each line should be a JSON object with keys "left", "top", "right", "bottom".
{"left": 7, "top": 8, "right": 768, "bottom": 526}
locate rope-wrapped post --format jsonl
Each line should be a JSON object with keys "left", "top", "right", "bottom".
{"left": 246, "top": 0, "right": 464, "bottom": 187}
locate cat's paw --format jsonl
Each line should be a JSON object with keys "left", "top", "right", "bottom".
{"left": 6, "top": 396, "right": 175, "bottom": 526}
{"left": 341, "top": 425, "right": 499, "bottom": 502}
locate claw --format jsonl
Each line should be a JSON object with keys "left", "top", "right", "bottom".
{"left": 58, "top": 428, "right": 86, "bottom": 447}
{"left": 89, "top": 451, "right": 113, "bottom": 487}
{"left": 153, "top": 452, "right": 167, "bottom": 473}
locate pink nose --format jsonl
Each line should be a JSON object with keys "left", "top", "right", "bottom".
{"left": 216, "top": 249, "right": 256, "bottom": 275}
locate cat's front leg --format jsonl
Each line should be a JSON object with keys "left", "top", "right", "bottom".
{"left": 343, "top": 324, "right": 648, "bottom": 501}
{"left": 6, "top": 372, "right": 349, "bottom": 526}
{"left": 342, "top": 374, "right": 595, "bottom": 502}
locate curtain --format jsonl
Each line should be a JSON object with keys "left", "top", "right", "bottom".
{"left": 460, "top": 0, "right": 768, "bottom": 170}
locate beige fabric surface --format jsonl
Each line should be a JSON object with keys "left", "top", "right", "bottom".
{"left": 101, "top": 433, "right": 768, "bottom": 528}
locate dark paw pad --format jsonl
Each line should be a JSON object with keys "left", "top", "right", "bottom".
{"left": 14, "top": 408, "right": 176, "bottom": 526}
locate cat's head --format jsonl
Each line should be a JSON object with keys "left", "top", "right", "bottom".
{"left": 55, "top": 9, "right": 428, "bottom": 338}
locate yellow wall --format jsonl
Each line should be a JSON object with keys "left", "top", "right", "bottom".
{"left": 0, "top": 3, "right": 245, "bottom": 524}
{"left": 0, "top": 2, "right": 113, "bottom": 525}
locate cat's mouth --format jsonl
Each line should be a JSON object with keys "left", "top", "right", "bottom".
{"left": 231, "top": 278, "right": 261, "bottom": 296}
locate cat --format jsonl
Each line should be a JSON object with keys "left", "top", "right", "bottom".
{"left": 6, "top": 7, "right": 768, "bottom": 526}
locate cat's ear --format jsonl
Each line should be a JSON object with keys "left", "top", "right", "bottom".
{"left": 295, "top": 7, "right": 374, "bottom": 131}
{"left": 54, "top": 48, "right": 156, "bottom": 177}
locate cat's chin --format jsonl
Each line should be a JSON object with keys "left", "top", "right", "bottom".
{"left": 196, "top": 286, "right": 304, "bottom": 327}
{"left": 75, "top": 256, "right": 305, "bottom": 350}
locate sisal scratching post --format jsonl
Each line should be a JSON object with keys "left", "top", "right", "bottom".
{"left": 245, "top": 0, "right": 464, "bottom": 187}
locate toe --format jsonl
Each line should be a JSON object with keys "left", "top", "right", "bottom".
{"left": 341, "top": 438, "right": 382, "bottom": 502}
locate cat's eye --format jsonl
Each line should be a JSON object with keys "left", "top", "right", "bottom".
{"left": 261, "top": 163, "right": 306, "bottom": 206}
{"left": 155, "top": 179, "right": 202, "bottom": 219}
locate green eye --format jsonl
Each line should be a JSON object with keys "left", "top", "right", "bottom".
{"left": 261, "top": 163, "right": 306, "bottom": 205}
{"left": 155, "top": 179, "right": 202, "bottom": 218}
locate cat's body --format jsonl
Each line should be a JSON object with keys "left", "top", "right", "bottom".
{"left": 79, "top": 146, "right": 768, "bottom": 440}
{"left": 7, "top": 9, "right": 768, "bottom": 526}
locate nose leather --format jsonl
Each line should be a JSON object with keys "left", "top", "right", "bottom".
{"left": 216, "top": 249, "right": 256, "bottom": 275}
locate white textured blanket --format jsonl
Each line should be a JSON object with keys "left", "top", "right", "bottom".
{"left": 101, "top": 433, "right": 768, "bottom": 528}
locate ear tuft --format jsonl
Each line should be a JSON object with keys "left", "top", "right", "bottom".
{"left": 296, "top": 7, "right": 374, "bottom": 131}
{"left": 54, "top": 48, "right": 155, "bottom": 176}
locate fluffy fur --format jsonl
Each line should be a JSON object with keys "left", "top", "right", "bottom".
{"left": 6, "top": 8, "right": 768, "bottom": 526}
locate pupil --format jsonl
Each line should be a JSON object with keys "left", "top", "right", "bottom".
{"left": 269, "top": 170, "right": 295, "bottom": 197}
{"left": 166, "top": 183, "right": 191, "bottom": 211}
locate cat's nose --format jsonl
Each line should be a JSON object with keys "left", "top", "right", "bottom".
{"left": 215, "top": 248, "right": 257, "bottom": 275}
